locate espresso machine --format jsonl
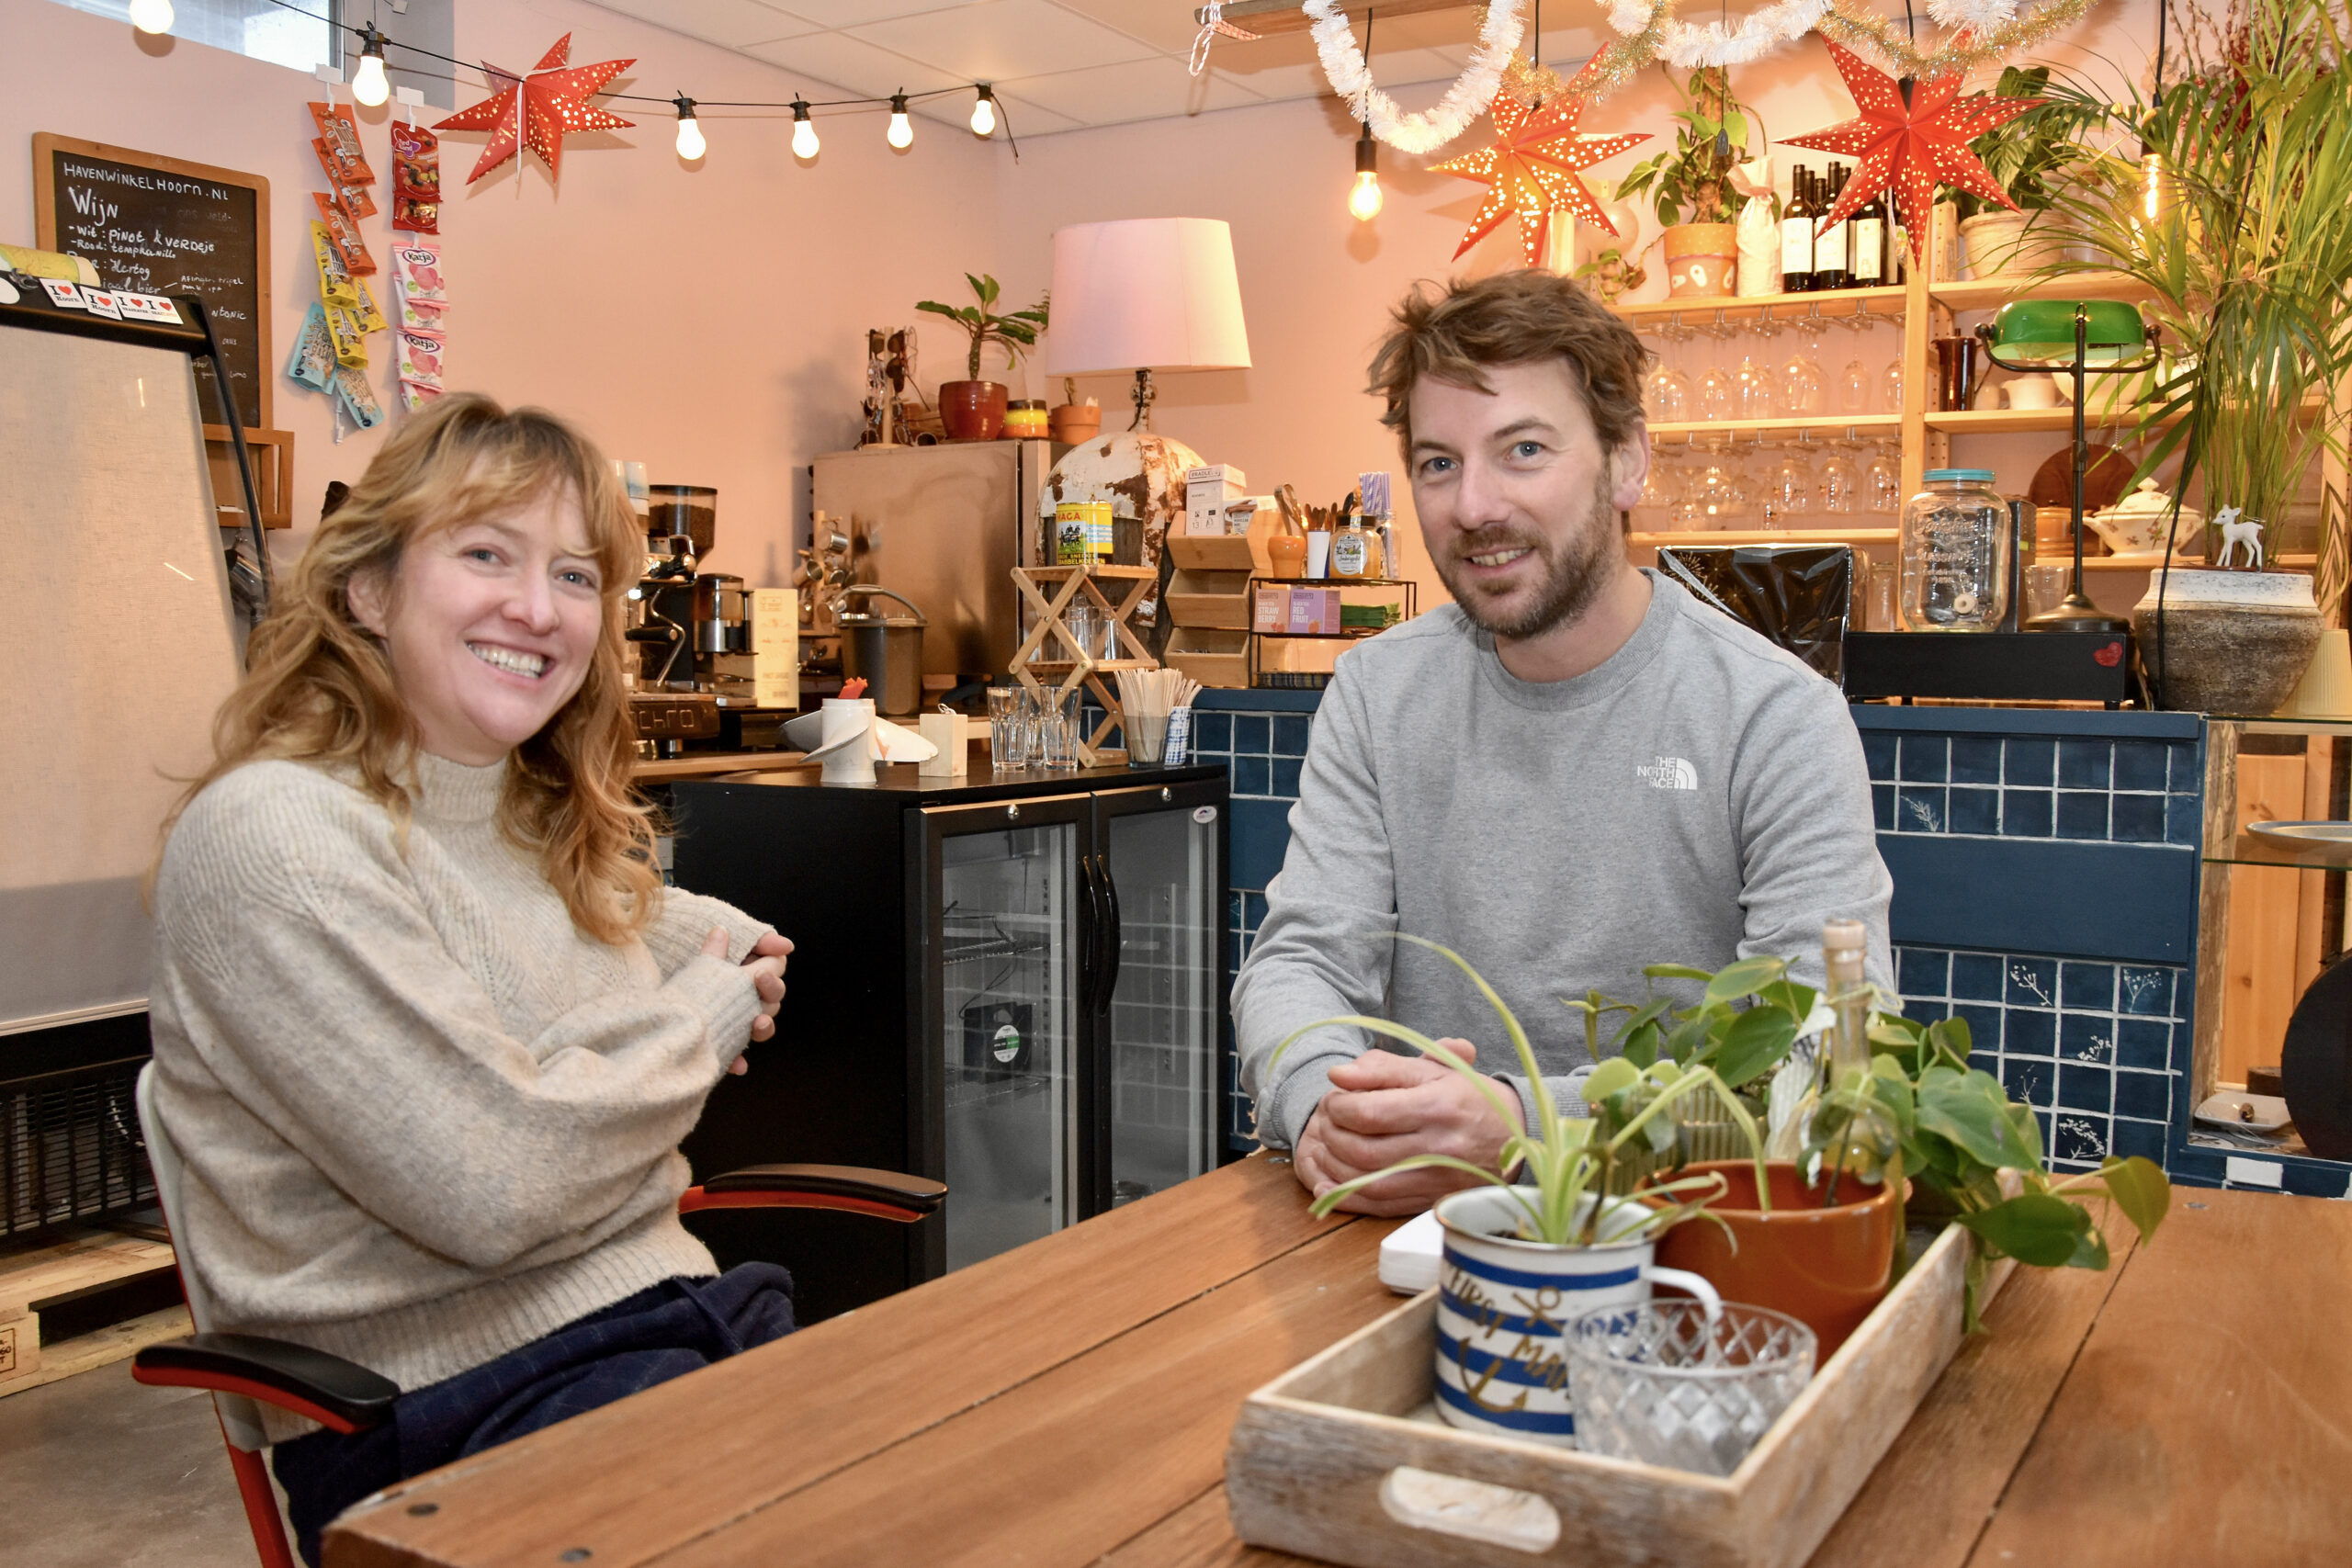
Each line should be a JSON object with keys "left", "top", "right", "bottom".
{"left": 624, "top": 486, "right": 799, "bottom": 755}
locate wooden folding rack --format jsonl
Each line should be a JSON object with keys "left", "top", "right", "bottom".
{"left": 1008, "top": 565, "right": 1158, "bottom": 766}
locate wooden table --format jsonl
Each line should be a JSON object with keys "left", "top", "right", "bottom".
{"left": 326, "top": 1156, "right": 2351, "bottom": 1568}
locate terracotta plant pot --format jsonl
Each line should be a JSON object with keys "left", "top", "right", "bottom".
{"left": 1662, "top": 222, "right": 1738, "bottom": 298}
{"left": 938, "top": 380, "right": 1009, "bottom": 442}
{"left": 1048, "top": 403, "right": 1101, "bottom": 444}
{"left": 1652, "top": 1160, "right": 1904, "bottom": 1360}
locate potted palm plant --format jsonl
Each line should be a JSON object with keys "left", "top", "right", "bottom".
{"left": 1615, "top": 67, "right": 1758, "bottom": 298}
{"left": 915, "top": 274, "right": 1048, "bottom": 442}
{"left": 2041, "top": 0, "right": 2352, "bottom": 714}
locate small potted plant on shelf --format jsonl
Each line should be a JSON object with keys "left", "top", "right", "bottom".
{"left": 916, "top": 273, "right": 1049, "bottom": 442}
{"left": 1615, "top": 66, "right": 1757, "bottom": 298}
{"left": 1272, "top": 939, "right": 1766, "bottom": 1445}
{"left": 1050, "top": 377, "right": 1101, "bottom": 446}
{"left": 2040, "top": 0, "right": 2351, "bottom": 715}
{"left": 1951, "top": 66, "right": 2101, "bottom": 279}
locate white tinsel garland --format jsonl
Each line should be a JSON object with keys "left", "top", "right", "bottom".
{"left": 1925, "top": 0, "right": 2025, "bottom": 30}
{"left": 1655, "top": 0, "right": 1831, "bottom": 67}
{"left": 1305, "top": 0, "right": 1522, "bottom": 154}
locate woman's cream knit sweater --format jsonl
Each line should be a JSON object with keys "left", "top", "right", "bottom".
{"left": 147, "top": 752, "right": 772, "bottom": 1427}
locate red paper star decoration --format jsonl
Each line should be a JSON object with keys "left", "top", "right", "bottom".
{"left": 1782, "top": 41, "right": 2041, "bottom": 265}
{"left": 435, "top": 33, "right": 636, "bottom": 186}
{"left": 1430, "top": 59, "right": 1647, "bottom": 267}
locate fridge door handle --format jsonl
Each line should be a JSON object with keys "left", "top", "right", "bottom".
{"left": 1077, "top": 852, "right": 1101, "bottom": 1016}
{"left": 1097, "top": 854, "right": 1123, "bottom": 1008}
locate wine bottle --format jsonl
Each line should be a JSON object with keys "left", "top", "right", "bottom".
{"left": 1817, "top": 165, "right": 1852, "bottom": 290}
{"left": 1851, "top": 178, "right": 1887, "bottom": 287}
{"left": 1781, "top": 164, "right": 1817, "bottom": 294}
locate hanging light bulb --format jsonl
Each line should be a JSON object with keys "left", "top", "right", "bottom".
{"left": 128, "top": 0, "right": 172, "bottom": 35}
{"left": 1348, "top": 126, "right": 1384, "bottom": 221}
{"left": 970, "top": 85, "right": 997, "bottom": 138}
{"left": 888, "top": 92, "right": 914, "bottom": 150}
{"left": 351, "top": 24, "right": 390, "bottom": 108}
{"left": 790, "top": 98, "right": 820, "bottom": 160}
{"left": 673, "top": 95, "right": 706, "bottom": 161}
{"left": 2141, "top": 149, "right": 2165, "bottom": 224}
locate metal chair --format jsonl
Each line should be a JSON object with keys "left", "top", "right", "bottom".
{"left": 127, "top": 1064, "right": 944, "bottom": 1568}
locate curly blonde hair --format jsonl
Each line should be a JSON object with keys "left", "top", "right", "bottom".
{"left": 160, "top": 393, "right": 660, "bottom": 944}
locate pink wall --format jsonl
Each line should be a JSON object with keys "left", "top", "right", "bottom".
{"left": 1, "top": 0, "right": 1001, "bottom": 585}
{"left": 6, "top": 0, "right": 2160, "bottom": 605}
{"left": 994, "top": 6, "right": 2161, "bottom": 604}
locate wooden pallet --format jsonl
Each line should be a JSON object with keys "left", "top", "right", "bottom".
{"left": 0, "top": 1227, "right": 181, "bottom": 1397}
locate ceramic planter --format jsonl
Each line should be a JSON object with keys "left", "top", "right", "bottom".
{"left": 1047, "top": 403, "right": 1101, "bottom": 444}
{"left": 938, "top": 380, "right": 1009, "bottom": 441}
{"left": 1662, "top": 223, "right": 1738, "bottom": 298}
{"left": 1651, "top": 1161, "right": 1903, "bottom": 1360}
{"left": 1960, "top": 211, "right": 2070, "bottom": 278}
{"left": 2134, "top": 568, "right": 2324, "bottom": 716}
{"left": 1431, "top": 1185, "right": 1720, "bottom": 1447}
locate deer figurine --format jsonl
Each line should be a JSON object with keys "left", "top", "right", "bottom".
{"left": 2212, "top": 506, "right": 2266, "bottom": 570}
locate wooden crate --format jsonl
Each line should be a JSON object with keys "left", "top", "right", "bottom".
{"left": 0, "top": 1228, "right": 180, "bottom": 1397}
{"left": 1165, "top": 568, "right": 1254, "bottom": 630}
{"left": 1227, "top": 1224, "right": 2011, "bottom": 1568}
{"left": 1165, "top": 626, "right": 1250, "bottom": 690}
{"left": 1167, "top": 505, "right": 1276, "bottom": 576}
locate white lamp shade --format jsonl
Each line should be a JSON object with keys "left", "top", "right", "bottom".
{"left": 1043, "top": 218, "right": 1251, "bottom": 377}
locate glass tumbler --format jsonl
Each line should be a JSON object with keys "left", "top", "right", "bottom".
{"left": 987, "top": 686, "right": 1030, "bottom": 770}
{"left": 1033, "top": 685, "right": 1079, "bottom": 769}
{"left": 1566, "top": 1300, "right": 1816, "bottom": 1477}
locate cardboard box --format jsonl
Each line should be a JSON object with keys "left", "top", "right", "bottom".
{"left": 1286, "top": 587, "right": 1340, "bottom": 636}
{"left": 1253, "top": 584, "right": 1290, "bottom": 634}
{"left": 1185, "top": 465, "right": 1248, "bottom": 536}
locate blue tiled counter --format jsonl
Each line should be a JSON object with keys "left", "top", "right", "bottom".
{"left": 1193, "top": 685, "right": 2339, "bottom": 1195}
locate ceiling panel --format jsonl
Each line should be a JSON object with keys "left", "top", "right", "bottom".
{"left": 998, "top": 53, "right": 1265, "bottom": 127}
{"left": 777, "top": 0, "right": 986, "bottom": 28}
{"left": 1044, "top": 0, "right": 1205, "bottom": 55}
{"left": 741, "top": 29, "right": 967, "bottom": 96}
{"left": 1210, "top": 32, "right": 1466, "bottom": 105}
{"left": 851, "top": 0, "right": 1159, "bottom": 83}
{"left": 582, "top": 0, "right": 820, "bottom": 49}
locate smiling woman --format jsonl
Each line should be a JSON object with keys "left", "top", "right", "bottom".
{"left": 141, "top": 394, "right": 801, "bottom": 1566}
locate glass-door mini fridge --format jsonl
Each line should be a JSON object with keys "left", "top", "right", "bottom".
{"left": 669, "top": 762, "right": 1229, "bottom": 1323}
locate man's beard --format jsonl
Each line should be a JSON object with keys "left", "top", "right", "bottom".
{"left": 1434, "top": 469, "right": 1621, "bottom": 643}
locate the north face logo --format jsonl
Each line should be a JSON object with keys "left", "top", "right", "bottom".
{"left": 1637, "top": 756, "right": 1698, "bottom": 790}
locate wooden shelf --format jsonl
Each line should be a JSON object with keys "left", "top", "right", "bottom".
{"left": 1651, "top": 414, "right": 1901, "bottom": 442}
{"left": 1614, "top": 284, "right": 1907, "bottom": 327}
{"left": 1633, "top": 528, "right": 1898, "bottom": 547}
{"left": 1929, "top": 271, "right": 2159, "bottom": 311}
{"left": 1925, "top": 407, "right": 2182, "bottom": 434}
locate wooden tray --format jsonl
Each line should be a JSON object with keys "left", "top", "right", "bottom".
{"left": 1227, "top": 1224, "right": 2011, "bottom": 1568}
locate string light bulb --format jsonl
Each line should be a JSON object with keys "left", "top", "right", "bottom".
{"left": 887, "top": 92, "right": 913, "bottom": 149}
{"left": 128, "top": 0, "right": 172, "bottom": 34}
{"left": 970, "top": 85, "right": 997, "bottom": 138}
{"left": 1348, "top": 125, "right": 1384, "bottom": 221}
{"left": 790, "top": 98, "right": 819, "bottom": 159}
{"left": 673, "top": 95, "right": 706, "bottom": 161}
{"left": 351, "top": 24, "right": 390, "bottom": 107}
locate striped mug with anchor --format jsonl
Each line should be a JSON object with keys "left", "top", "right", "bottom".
{"left": 1431, "top": 1186, "right": 1723, "bottom": 1445}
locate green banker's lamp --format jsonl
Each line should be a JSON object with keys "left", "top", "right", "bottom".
{"left": 1975, "top": 300, "right": 2161, "bottom": 633}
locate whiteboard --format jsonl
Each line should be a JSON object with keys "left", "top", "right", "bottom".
{"left": 0, "top": 324, "right": 243, "bottom": 1034}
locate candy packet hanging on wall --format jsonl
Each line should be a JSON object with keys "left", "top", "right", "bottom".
{"left": 396, "top": 293, "right": 447, "bottom": 336}
{"left": 390, "top": 121, "right": 442, "bottom": 234}
{"left": 309, "top": 102, "right": 375, "bottom": 183}
{"left": 349, "top": 276, "right": 387, "bottom": 335}
{"left": 395, "top": 330, "right": 444, "bottom": 389}
{"left": 324, "top": 304, "right": 369, "bottom": 369}
{"left": 312, "top": 191, "right": 376, "bottom": 275}
{"left": 311, "top": 220, "right": 358, "bottom": 306}
{"left": 288, "top": 301, "right": 335, "bottom": 390}
{"left": 399, "top": 380, "right": 443, "bottom": 414}
{"left": 333, "top": 362, "right": 387, "bottom": 430}
{"left": 391, "top": 237, "right": 444, "bottom": 299}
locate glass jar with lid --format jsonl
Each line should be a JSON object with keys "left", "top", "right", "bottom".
{"left": 1900, "top": 468, "right": 2010, "bottom": 630}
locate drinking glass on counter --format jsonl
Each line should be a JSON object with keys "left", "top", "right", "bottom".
{"left": 2026, "top": 560, "right": 2073, "bottom": 620}
{"left": 1867, "top": 560, "right": 1900, "bottom": 630}
{"left": 987, "top": 686, "right": 1031, "bottom": 770}
{"left": 1033, "top": 685, "right": 1079, "bottom": 769}
{"left": 1566, "top": 1301, "right": 1816, "bottom": 1477}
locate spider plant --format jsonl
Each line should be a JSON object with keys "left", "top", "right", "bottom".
{"left": 1268, "top": 937, "right": 1769, "bottom": 1247}
{"left": 2038, "top": 0, "right": 2352, "bottom": 587}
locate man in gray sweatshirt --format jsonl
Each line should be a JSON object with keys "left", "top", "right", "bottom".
{"left": 1231, "top": 269, "right": 1891, "bottom": 1216}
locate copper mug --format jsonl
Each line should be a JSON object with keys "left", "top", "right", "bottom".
{"left": 1933, "top": 336, "right": 1981, "bottom": 412}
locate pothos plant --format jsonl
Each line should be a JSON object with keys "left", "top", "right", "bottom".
{"left": 1270, "top": 938, "right": 1770, "bottom": 1248}
{"left": 1571, "top": 955, "right": 2172, "bottom": 1329}
{"left": 914, "top": 273, "right": 1049, "bottom": 382}
{"left": 1614, "top": 66, "right": 1759, "bottom": 230}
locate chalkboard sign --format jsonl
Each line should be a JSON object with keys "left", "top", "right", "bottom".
{"left": 32, "top": 133, "right": 271, "bottom": 429}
